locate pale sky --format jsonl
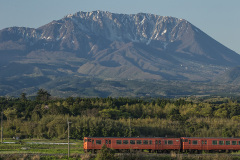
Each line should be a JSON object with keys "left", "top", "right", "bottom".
{"left": 0, "top": 0, "right": 239, "bottom": 53}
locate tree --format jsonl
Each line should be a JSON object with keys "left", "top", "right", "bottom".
{"left": 3, "top": 108, "right": 17, "bottom": 121}
{"left": 36, "top": 89, "right": 51, "bottom": 101}
{"left": 20, "top": 93, "right": 27, "bottom": 101}
{"left": 214, "top": 108, "right": 228, "bottom": 118}
{"left": 99, "top": 108, "right": 121, "bottom": 119}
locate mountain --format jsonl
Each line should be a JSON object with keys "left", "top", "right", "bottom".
{"left": 213, "top": 66, "right": 240, "bottom": 84}
{"left": 0, "top": 10, "right": 240, "bottom": 97}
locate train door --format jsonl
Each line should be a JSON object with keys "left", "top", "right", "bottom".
{"left": 155, "top": 139, "right": 162, "bottom": 152}
{"left": 91, "top": 138, "right": 95, "bottom": 150}
{"left": 180, "top": 139, "right": 183, "bottom": 152}
{"left": 181, "top": 138, "right": 186, "bottom": 152}
{"left": 104, "top": 139, "right": 112, "bottom": 148}
{"left": 155, "top": 140, "right": 158, "bottom": 151}
{"left": 201, "top": 139, "right": 207, "bottom": 151}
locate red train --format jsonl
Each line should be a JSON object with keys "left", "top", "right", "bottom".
{"left": 84, "top": 137, "right": 240, "bottom": 153}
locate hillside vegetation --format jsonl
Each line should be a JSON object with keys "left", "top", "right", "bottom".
{"left": 1, "top": 90, "right": 240, "bottom": 140}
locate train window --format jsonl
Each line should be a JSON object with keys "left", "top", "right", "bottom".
{"left": 165, "top": 141, "right": 167, "bottom": 145}
{"left": 212, "top": 140, "right": 217, "bottom": 145}
{"left": 238, "top": 141, "right": 240, "bottom": 145}
{"left": 92, "top": 140, "right": 94, "bottom": 144}
{"left": 202, "top": 140, "right": 204, "bottom": 144}
{"left": 168, "top": 140, "right": 173, "bottom": 145}
{"left": 193, "top": 140, "right": 198, "bottom": 145}
{"left": 143, "top": 140, "right": 148, "bottom": 144}
{"left": 106, "top": 140, "right": 108, "bottom": 144}
{"left": 123, "top": 140, "right": 128, "bottom": 144}
{"left": 88, "top": 139, "right": 91, "bottom": 142}
{"left": 205, "top": 140, "right": 207, "bottom": 144}
{"left": 159, "top": 140, "right": 161, "bottom": 144}
{"left": 232, "top": 141, "right": 237, "bottom": 145}
{"left": 116, "top": 140, "right": 122, "bottom": 144}
{"left": 226, "top": 141, "right": 230, "bottom": 145}
{"left": 109, "top": 140, "right": 111, "bottom": 144}
{"left": 96, "top": 140, "right": 101, "bottom": 145}
{"left": 130, "top": 140, "right": 135, "bottom": 144}
{"left": 85, "top": 139, "right": 87, "bottom": 142}
{"left": 137, "top": 140, "right": 142, "bottom": 144}
{"left": 155, "top": 140, "right": 158, "bottom": 144}
{"left": 219, "top": 141, "right": 224, "bottom": 145}
{"left": 189, "top": 140, "right": 191, "bottom": 144}
{"left": 185, "top": 139, "right": 188, "bottom": 142}
{"left": 149, "top": 140, "right": 152, "bottom": 144}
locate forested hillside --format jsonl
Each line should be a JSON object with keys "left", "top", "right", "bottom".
{"left": 1, "top": 90, "right": 240, "bottom": 140}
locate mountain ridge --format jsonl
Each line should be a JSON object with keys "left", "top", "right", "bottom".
{"left": 0, "top": 10, "right": 240, "bottom": 97}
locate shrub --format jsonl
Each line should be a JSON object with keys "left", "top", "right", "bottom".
{"left": 95, "top": 145, "right": 116, "bottom": 160}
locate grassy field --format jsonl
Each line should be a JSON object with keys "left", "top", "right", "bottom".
{"left": 0, "top": 138, "right": 84, "bottom": 159}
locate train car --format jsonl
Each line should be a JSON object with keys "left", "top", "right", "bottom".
{"left": 84, "top": 137, "right": 181, "bottom": 153}
{"left": 181, "top": 137, "right": 206, "bottom": 153}
{"left": 181, "top": 137, "right": 240, "bottom": 152}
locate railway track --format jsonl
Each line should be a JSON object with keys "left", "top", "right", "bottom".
{"left": 0, "top": 152, "right": 239, "bottom": 159}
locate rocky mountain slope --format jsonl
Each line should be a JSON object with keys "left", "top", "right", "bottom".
{"left": 0, "top": 10, "right": 240, "bottom": 97}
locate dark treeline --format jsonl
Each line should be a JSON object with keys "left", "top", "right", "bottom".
{"left": 1, "top": 89, "right": 240, "bottom": 140}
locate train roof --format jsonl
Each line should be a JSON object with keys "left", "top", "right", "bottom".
{"left": 181, "top": 137, "right": 240, "bottom": 139}
{"left": 84, "top": 137, "right": 178, "bottom": 138}
{"left": 84, "top": 137, "right": 240, "bottom": 139}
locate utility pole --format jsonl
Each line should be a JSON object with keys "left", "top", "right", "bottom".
{"left": 67, "top": 117, "right": 72, "bottom": 159}
{"left": 129, "top": 117, "right": 131, "bottom": 137}
{"left": 1, "top": 111, "right": 3, "bottom": 144}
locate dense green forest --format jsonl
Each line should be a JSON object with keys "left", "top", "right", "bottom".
{"left": 1, "top": 89, "right": 240, "bottom": 140}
